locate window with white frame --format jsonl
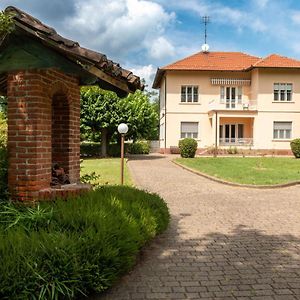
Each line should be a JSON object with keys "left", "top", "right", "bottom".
{"left": 273, "top": 83, "right": 292, "bottom": 101}
{"left": 181, "top": 86, "right": 198, "bottom": 103}
{"left": 220, "top": 86, "right": 242, "bottom": 108}
{"left": 181, "top": 122, "right": 198, "bottom": 139}
{"left": 273, "top": 121, "right": 292, "bottom": 139}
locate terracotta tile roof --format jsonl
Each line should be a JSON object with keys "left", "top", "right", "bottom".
{"left": 252, "top": 54, "right": 300, "bottom": 68}
{"left": 2, "top": 6, "right": 143, "bottom": 96}
{"left": 162, "top": 51, "right": 260, "bottom": 71}
{"left": 153, "top": 51, "right": 300, "bottom": 88}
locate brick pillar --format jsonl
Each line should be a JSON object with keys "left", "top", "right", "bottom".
{"left": 7, "top": 71, "right": 51, "bottom": 201}
{"left": 66, "top": 82, "right": 81, "bottom": 183}
{"left": 7, "top": 69, "right": 81, "bottom": 201}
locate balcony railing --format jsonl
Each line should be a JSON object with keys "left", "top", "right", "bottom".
{"left": 209, "top": 99, "right": 257, "bottom": 111}
{"left": 219, "top": 138, "right": 253, "bottom": 146}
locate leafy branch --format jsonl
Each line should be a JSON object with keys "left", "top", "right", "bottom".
{"left": 0, "top": 11, "right": 15, "bottom": 36}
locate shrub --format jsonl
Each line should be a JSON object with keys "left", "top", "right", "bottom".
{"left": 80, "top": 141, "right": 101, "bottom": 157}
{"left": 0, "top": 186, "right": 170, "bottom": 299}
{"left": 128, "top": 141, "right": 150, "bottom": 154}
{"left": 80, "top": 142, "right": 128, "bottom": 158}
{"left": 227, "top": 146, "right": 238, "bottom": 155}
{"left": 290, "top": 138, "right": 300, "bottom": 158}
{"left": 178, "top": 138, "right": 198, "bottom": 158}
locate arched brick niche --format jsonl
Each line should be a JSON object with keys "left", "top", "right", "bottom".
{"left": 52, "top": 92, "right": 70, "bottom": 176}
{"left": 7, "top": 68, "right": 81, "bottom": 201}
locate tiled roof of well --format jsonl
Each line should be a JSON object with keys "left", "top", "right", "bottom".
{"left": 1, "top": 6, "right": 143, "bottom": 95}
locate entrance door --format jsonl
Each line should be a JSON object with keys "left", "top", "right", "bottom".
{"left": 220, "top": 124, "right": 244, "bottom": 144}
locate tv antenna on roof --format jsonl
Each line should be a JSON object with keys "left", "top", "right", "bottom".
{"left": 202, "top": 16, "right": 210, "bottom": 52}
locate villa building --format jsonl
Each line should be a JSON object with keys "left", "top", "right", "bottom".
{"left": 153, "top": 51, "right": 300, "bottom": 154}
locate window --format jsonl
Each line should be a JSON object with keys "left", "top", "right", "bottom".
{"left": 274, "top": 83, "right": 292, "bottom": 101}
{"left": 181, "top": 86, "right": 198, "bottom": 103}
{"left": 220, "top": 86, "right": 242, "bottom": 108}
{"left": 273, "top": 122, "right": 292, "bottom": 139}
{"left": 181, "top": 122, "right": 198, "bottom": 139}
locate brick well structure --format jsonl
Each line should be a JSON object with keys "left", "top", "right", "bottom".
{"left": 7, "top": 69, "right": 81, "bottom": 201}
{"left": 0, "top": 7, "right": 142, "bottom": 201}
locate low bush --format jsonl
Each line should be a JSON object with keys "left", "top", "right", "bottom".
{"left": 178, "top": 138, "right": 198, "bottom": 158}
{"left": 0, "top": 186, "right": 169, "bottom": 299}
{"left": 227, "top": 146, "right": 238, "bottom": 155}
{"left": 80, "top": 141, "right": 101, "bottom": 157}
{"left": 291, "top": 138, "right": 300, "bottom": 158}
{"left": 128, "top": 141, "right": 150, "bottom": 154}
{"left": 80, "top": 142, "right": 128, "bottom": 158}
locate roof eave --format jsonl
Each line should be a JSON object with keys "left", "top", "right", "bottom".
{"left": 152, "top": 68, "right": 165, "bottom": 89}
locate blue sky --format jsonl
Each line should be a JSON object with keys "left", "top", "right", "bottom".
{"left": 2, "top": 0, "right": 300, "bottom": 87}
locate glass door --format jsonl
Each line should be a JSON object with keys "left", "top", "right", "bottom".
{"left": 220, "top": 124, "right": 244, "bottom": 144}
{"left": 226, "top": 87, "right": 236, "bottom": 109}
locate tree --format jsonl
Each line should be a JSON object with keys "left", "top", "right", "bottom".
{"left": 80, "top": 86, "right": 121, "bottom": 157}
{"left": 118, "top": 90, "right": 159, "bottom": 141}
{"left": 80, "top": 87, "right": 159, "bottom": 156}
{"left": 0, "top": 11, "right": 15, "bottom": 37}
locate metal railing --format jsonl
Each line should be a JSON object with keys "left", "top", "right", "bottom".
{"left": 209, "top": 99, "right": 257, "bottom": 110}
{"left": 219, "top": 138, "right": 253, "bottom": 146}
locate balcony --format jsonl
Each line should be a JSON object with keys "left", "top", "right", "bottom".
{"left": 219, "top": 138, "right": 253, "bottom": 146}
{"left": 209, "top": 99, "right": 257, "bottom": 111}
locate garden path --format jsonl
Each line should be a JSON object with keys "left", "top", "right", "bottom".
{"left": 100, "top": 154, "right": 300, "bottom": 300}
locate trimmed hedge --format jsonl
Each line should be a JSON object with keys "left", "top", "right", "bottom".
{"left": 178, "top": 138, "right": 198, "bottom": 158}
{"left": 128, "top": 141, "right": 150, "bottom": 154}
{"left": 0, "top": 186, "right": 169, "bottom": 299}
{"left": 80, "top": 142, "right": 128, "bottom": 157}
{"left": 291, "top": 138, "right": 300, "bottom": 158}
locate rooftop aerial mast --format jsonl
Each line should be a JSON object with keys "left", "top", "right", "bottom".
{"left": 202, "top": 16, "right": 210, "bottom": 52}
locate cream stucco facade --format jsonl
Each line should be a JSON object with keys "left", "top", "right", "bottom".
{"left": 158, "top": 68, "right": 300, "bottom": 152}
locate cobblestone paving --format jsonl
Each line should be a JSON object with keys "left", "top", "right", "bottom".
{"left": 99, "top": 154, "right": 300, "bottom": 300}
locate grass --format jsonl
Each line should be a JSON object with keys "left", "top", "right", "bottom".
{"left": 0, "top": 186, "right": 170, "bottom": 299}
{"left": 175, "top": 157, "right": 300, "bottom": 185}
{"left": 81, "top": 158, "right": 132, "bottom": 186}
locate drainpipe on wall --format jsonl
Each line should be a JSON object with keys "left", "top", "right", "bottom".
{"left": 214, "top": 111, "right": 218, "bottom": 157}
{"left": 164, "top": 76, "right": 167, "bottom": 153}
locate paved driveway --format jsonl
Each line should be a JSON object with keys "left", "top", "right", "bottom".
{"left": 101, "top": 154, "right": 300, "bottom": 300}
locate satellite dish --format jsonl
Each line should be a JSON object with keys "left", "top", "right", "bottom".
{"left": 202, "top": 43, "right": 210, "bottom": 52}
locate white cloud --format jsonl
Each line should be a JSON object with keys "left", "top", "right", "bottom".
{"left": 149, "top": 36, "right": 176, "bottom": 60}
{"left": 129, "top": 64, "right": 157, "bottom": 87}
{"left": 64, "top": 0, "right": 176, "bottom": 60}
{"left": 155, "top": 0, "right": 267, "bottom": 33}
{"left": 292, "top": 11, "right": 300, "bottom": 25}
{"left": 252, "top": 0, "right": 269, "bottom": 9}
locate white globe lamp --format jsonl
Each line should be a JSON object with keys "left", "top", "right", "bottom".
{"left": 118, "top": 123, "right": 128, "bottom": 135}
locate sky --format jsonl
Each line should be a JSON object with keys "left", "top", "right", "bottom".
{"left": 2, "top": 0, "right": 300, "bottom": 88}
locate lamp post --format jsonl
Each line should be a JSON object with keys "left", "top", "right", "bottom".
{"left": 117, "top": 123, "right": 128, "bottom": 185}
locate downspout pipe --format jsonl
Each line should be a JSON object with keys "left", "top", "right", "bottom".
{"left": 164, "top": 76, "right": 167, "bottom": 152}
{"left": 214, "top": 111, "right": 218, "bottom": 157}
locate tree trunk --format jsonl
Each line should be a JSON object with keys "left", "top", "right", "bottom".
{"left": 101, "top": 128, "right": 108, "bottom": 157}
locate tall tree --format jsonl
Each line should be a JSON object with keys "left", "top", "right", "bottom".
{"left": 80, "top": 87, "right": 159, "bottom": 156}
{"left": 80, "top": 86, "right": 121, "bottom": 157}
{"left": 118, "top": 90, "right": 159, "bottom": 141}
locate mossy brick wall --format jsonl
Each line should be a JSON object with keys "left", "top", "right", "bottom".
{"left": 7, "top": 69, "right": 80, "bottom": 201}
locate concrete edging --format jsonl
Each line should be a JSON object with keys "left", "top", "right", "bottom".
{"left": 172, "top": 160, "right": 300, "bottom": 189}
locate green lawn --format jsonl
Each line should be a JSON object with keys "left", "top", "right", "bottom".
{"left": 81, "top": 158, "right": 132, "bottom": 186}
{"left": 175, "top": 157, "right": 300, "bottom": 185}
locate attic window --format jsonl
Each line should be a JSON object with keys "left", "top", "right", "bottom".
{"left": 211, "top": 78, "right": 251, "bottom": 86}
